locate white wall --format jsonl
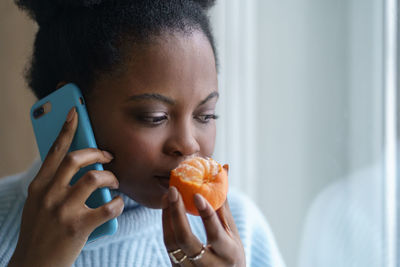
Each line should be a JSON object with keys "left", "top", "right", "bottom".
{"left": 256, "top": 1, "right": 349, "bottom": 266}
{"left": 211, "top": 0, "right": 383, "bottom": 266}
{"left": 348, "top": 0, "right": 383, "bottom": 172}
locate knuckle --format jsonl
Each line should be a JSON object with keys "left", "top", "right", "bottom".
{"left": 55, "top": 208, "right": 66, "bottom": 223}
{"left": 41, "top": 193, "right": 55, "bottom": 210}
{"left": 84, "top": 171, "right": 101, "bottom": 186}
{"left": 64, "top": 221, "right": 81, "bottom": 237}
{"left": 203, "top": 208, "right": 216, "bottom": 221}
{"left": 102, "top": 204, "right": 117, "bottom": 218}
{"left": 64, "top": 152, "right": 79, "bottom": 166}
{"left": 57, "top": 210, "right": 81, "bottom": 237}
{"left": 55, "top": 205, "right": 71, "bottom": 224}
{"left": 48, "top": 142, "right": 63, "bottom": 156}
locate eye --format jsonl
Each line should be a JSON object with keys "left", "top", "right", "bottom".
{"left": 137, "top": 113, "right": 168, "bottom": 125}
{"left": 195, "top": 114, "right": 219, "bottom": 124}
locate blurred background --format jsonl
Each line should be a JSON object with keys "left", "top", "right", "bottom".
{"left": 0, "top": 1, "right": 37, "bottom": 177}
{"left": 0, "top": 0, "right": 392, "bottom": 266}
{"left": 210, "top": 0, "right": 385, "bottom": 266}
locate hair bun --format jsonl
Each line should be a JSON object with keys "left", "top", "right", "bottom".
{"left": 191, "top": 0, "right": 216, "bottom": 10}
{"left": 15, "top": 0, "right": 103, "bottom": 26}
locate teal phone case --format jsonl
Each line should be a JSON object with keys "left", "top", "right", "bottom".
{"left": 30, "top": 83, "right": 118, "bottom": 242}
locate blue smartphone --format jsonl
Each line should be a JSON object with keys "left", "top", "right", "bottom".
{"left": 30, "top": 83, "right": 118, "bottom": 242}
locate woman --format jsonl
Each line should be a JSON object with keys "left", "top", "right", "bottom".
{"left": 0, "top": 0, "right": 285, "bottom": 266}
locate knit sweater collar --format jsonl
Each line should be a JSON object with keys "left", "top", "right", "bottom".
{"left": 84, "top": 194, "right": 162, "bottom": 250}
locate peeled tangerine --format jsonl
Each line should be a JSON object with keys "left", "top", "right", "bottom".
{"left": 170, "top": 157, "right": 228, "bottom": 216}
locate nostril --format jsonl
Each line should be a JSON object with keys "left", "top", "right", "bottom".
{"left": 172, "top": 150, "right": 183, "bottom": 156}
{"left": 163, "top": 133, "right": 201, "bottom": 157}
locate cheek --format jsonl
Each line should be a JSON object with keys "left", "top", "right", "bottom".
{"left": 102, "top": 127, "right": 166, "bottom": 198}
{"left": 198, "top": 123, "right": 216, "bottom": 157}
{"left": 89, "top": 105, "right": 159, "bottom": 162}
{"left": 90, "top": 112, "right": 163, "bottom": 177}
{"left": 109, "top": 127, "right": 164, "bottom": 169}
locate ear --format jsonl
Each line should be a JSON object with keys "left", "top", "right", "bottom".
{"left": 56, "top": 81, "right": 67, "bottom": 89}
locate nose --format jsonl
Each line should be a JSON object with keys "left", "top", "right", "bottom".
{"left": 163, "top": 120, "right": 200, "bottom": 157}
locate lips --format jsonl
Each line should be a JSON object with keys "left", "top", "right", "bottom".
{"left": 154, "top": 175, "right": 170, "bottom": 180}
{"left": 154, "top": 173, "right": 171, "bottom": 189}
{"left": 154, "top": 173, "right": 171, "bottom": 179}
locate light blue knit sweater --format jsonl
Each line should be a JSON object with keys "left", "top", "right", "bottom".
{"left": 0, "top": 160, "right": 285, "bottom": 267}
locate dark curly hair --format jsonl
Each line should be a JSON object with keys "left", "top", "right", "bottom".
{"left": 15, "top": 0, "right": 218, "bottom": 100}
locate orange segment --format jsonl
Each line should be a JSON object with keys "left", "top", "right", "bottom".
{"left": 170, "top": 157, "right": 228, "bottom": 216}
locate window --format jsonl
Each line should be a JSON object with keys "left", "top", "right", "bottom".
{"left": 211, "top": 0, "right": 397, "bottom": 266}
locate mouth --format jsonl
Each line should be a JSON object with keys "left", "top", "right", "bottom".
{"left": 154, "top": 175, "right": 170, "bottom": 189}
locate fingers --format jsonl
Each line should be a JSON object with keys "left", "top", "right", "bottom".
{"left": 162, "top": 195, "right": 182, "bottom": 267}
{"left": 162, "top": 194, "right": 176, "bottom": 249}
{"left": 162, "top": 187, "right": 244, "bottom": 266}
{"left": 51, "top": 148, "right": 114, "bottom": 188}
{"left": 65, "top": 170, "right": 119, "bottom": 206}
{"left": 193, "top": 194, "right": 228, "bottom": 245}
{"left": 217, "top": 164, "right": 238, "bottom": 236}
{"left": 85, "top": 196, "right": 124, "bottom": 230}
{"left": 163, "top": 187, "right": 205, "bottom": 263}
{"left": 216, "top": 200, "right": 240, "bottom": 237}
{"left": 194, "top": 194, "right": 238, "bottom": 260}
{"left": 36, "top": 107, "right": 78, "bottom": 182}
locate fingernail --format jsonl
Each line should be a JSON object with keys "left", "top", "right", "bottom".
{"left": 112, "top": 181, "right": 119, "bottom": 189}
{"left": 168, "top": 186, "right": 178, "bottom": 203}
{"left": 66, "top": 107, "right": 76, "bottom": 122}
{"left": 194, "top": 194, "right": 206, "bottom": 211}
{"left": 223, "top": 164, "right": 229, "bottom": 173}
{"left": 115, "top": 196, "right": 125, "bottom": 214}
{"left": 103, "top": 151, "right": 114, "bottom": 160}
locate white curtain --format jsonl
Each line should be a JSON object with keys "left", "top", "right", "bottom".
{"left": 210, "top": 0, "right": 386, "bottom": 266}
{"left": 211, "top": 0, "right": 258, "bottom": 197}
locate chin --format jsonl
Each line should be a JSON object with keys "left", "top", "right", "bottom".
{"left": 119, "top": 185, "right": 167, "bottom": 209}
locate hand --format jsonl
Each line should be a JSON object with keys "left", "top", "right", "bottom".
{"left": 162, "top": 185, "right": 246, "bottom": 267}
{"left": 8, "top": 107, "right": 124, "bottom": 267}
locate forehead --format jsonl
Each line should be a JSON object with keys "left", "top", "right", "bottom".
{"left": 92, "top": 30, "right": 217, "bottom": 103}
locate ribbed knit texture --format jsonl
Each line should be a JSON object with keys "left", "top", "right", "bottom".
{"left": 0, "top": 160, "right": 285, "bottom": 267}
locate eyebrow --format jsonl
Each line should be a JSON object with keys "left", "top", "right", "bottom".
{"left": 126, "top": 93, "right": 175, "bottom": 105}
{"left": 198, "top": 91, "right": 219, "bottom": 106}
{"left": 126, "top": 91, "right": 219, "bottom": 106}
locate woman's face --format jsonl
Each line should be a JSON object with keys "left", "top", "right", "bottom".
{"left": 86, "top": 31, "right": 218, "bottom": 209}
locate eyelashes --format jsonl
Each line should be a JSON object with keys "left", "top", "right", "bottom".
{"left": 195, "top": 114, "right": 219, "bottom": 124}
{"left": 136, "top": 113, "right": 219, "bottom": 125}
{"left": 139, "top": 114, "right": 168, "bottom": 124}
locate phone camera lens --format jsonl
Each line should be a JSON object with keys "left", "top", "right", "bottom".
{"left": 33, "top": 107, "right": 44, "bottom": 118}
